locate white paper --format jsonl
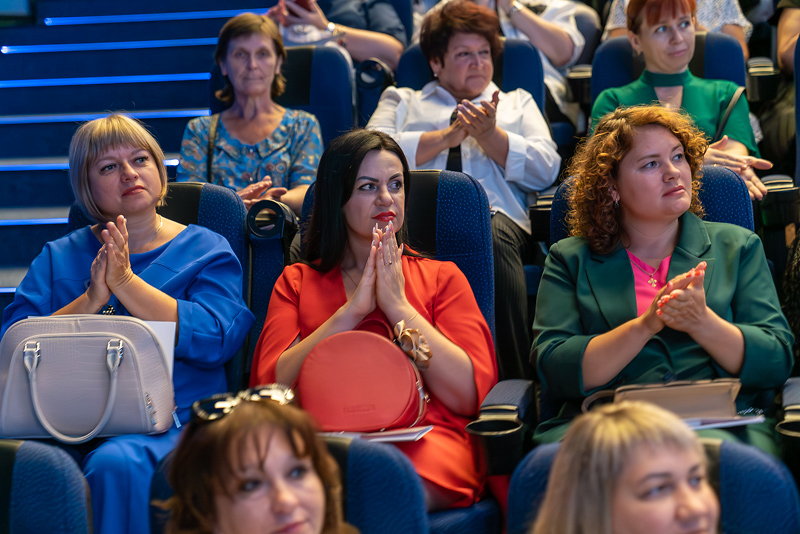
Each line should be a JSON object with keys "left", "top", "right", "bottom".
{"left": 319, "top": 425, "right": 434, "bottom": 443}
{"left": 684, "top": 415, "right": 765, "bottom": 430}
{"left": 145, "top": 321, "right": 176, "bottom": 380}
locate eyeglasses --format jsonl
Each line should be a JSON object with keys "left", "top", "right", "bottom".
{"left": 191, "top": 383, "right": 295, "bottom": 422}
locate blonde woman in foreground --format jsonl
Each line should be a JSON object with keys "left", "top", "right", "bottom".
{"left": 531, "top": 401, "right": 719, "bottom": 534}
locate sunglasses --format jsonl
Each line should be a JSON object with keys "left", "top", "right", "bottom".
{"left": 191, "top": 383, "right": 295, "bottom": 422}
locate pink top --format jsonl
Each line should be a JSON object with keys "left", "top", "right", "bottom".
{"left": 627, "top": 251, "right": 672, "bottom": 316}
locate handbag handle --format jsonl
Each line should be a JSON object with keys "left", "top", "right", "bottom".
{"left": 23, "top": 339, "right": 124, "bottom": 444}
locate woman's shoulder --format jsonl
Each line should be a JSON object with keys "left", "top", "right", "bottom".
{"left": 43, "top": 225, "right": 97, "bottom": 256}
{"left": 185, "top": 115, "right": 214, "bottom": 133}
{"left": 701, "top": 219, "right": 756, "bottom": 243}
{"left": 284, "top": 108, "right": 320, "bottom": 126}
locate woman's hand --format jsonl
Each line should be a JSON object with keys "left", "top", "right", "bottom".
{"left": 344, "top": 228, "right": 379, "bottom": 320}
{"left": 458, "top": 91, "right": 500, "bottom": 141}
{"left": 284, "top": 0, "right": 329, "bottom": 30}
{"left": 265, "top": 3, "right": 287, "bottom": 26}
{"left": 101, "top": 215, "right": 135, "bottom": 292}
{"left": 238, "top": 177, "right": 289, "bottom": 209}
{"left": 705, "top": 136, "right": 770, "bottom": 200}
{"left": 441, "top": 117, "right": 468, "bottom": 149}
{"left": 656, "top": 261, "right": 709, "bottom": 333}
{"left": 87, "top": 244, "right": 111, "bottom": 308}
{"left": 375, "top": 220, "right": 410, "bottom": 316}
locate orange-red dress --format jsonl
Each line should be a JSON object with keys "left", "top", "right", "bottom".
{"left": 251, "top": 255, "right": 498, "bottom": 507}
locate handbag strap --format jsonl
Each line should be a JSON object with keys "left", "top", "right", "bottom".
{"left": 581, "top": 389, "right": 615, "bottom": 413}
{"left": 206, "top": 114, "right": 220, "bottom": 185}
{"left": 712, "top": 86, "right": 746, "bottom": 144}
{"left": 23, "top": 338, "right": 123, "bottom": 444}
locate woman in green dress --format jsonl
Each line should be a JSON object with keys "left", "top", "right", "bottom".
{"left": 591, "top": 0, "right": 770, "bottom": 200}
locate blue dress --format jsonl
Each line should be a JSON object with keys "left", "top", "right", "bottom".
{"left": 1, "top": 224, "right": 255, "bottom": 534}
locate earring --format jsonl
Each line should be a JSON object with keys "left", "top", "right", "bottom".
{"left": 614, "top": 199, "right": 619, "bottom": 209}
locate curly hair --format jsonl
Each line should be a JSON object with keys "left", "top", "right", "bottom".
{"left": 567, "top": 105, "right": 706, "bottom": 255}
{"left": 420, "top": 0, "right": 503, "bottom": 66}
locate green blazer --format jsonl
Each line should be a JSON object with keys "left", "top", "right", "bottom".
{"left": 532, "top": 212, "right": 793, "bottom": 439}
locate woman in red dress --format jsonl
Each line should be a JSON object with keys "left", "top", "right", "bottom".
{"left": 251, "top": 129, "right": 498, "bottom": 511}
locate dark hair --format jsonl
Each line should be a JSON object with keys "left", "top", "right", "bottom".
{"left": 420, "top": 0, "right": 503, "bottom": 66}
{"left": 627, "top": 0, "right": 696, "bottom": 33}
{"left": 214, "top": 12, "right": 287, "bottom": 104}
{"left": 784, "top": 233, "right": 800, "bottom": 372}
{"left": 163, "top": 401, "right": 347, "bottom": 534}
{"left": 303, "top": 129, "right": 413, "bottom": 272}
{"left": 567, "top": 105, "right": 705, "bottom": 255}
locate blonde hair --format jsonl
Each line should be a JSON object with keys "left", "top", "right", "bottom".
{"left": 68, "top": 114, "right": 168, "bottom": 223}
{"left": 531, "top": 401, "right": 705, "bottom": 534}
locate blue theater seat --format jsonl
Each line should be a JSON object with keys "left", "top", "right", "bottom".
{"left": 0, "top": 439, "right": 91, "bottom": 534}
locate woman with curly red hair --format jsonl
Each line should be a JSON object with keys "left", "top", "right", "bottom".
{"left": 532, "top": 105, "right": 793, "bottom": 453}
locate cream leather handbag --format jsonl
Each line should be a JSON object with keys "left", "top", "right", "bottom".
{"left": 0, "top": 315, "right": 175, "bottom": 444}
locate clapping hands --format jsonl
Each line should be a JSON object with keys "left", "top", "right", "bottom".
{"left": 346, "top": 220, "right": 408, "bottom": 320}
{"left": 88, "top": 215, "right": 135, "bottom": 308}
{"left": 642, "top": 261, "right": 709, "bottom": 335}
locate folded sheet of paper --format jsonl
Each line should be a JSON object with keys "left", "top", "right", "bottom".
{"left": 319, "top": 425, "right": 434, "bottom": 442}
{"left": 684, "top": 415, "right": 765, "bottom": 430}
{"left": 145, "top": 321, "right": 176, "bottom": 380}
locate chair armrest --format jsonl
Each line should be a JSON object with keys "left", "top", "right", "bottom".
{"left": 467, "top": 380, "right": 534, "bottom": 475}
{"left": 746, "top": 57, "right": 780, "bottom": 104}
{"left": 566, "top": 64, "right": 592, "bottom": 112}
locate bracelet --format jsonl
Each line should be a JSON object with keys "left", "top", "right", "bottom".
{"left": 507, "top": 1, "right": 523, "bottom": 17}
{"left": 326, "top": 22, "right": 347, "bottom": 46}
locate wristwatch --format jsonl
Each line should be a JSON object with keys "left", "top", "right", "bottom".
{"left": 507, "top": 1, "right": 524, "bottom": 17}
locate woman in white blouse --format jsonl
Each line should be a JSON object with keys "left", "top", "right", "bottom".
{"left": 367, "top": 0, "right": 560, "bottom": 381}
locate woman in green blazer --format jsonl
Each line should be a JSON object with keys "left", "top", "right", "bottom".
{"left": 532, "top": 106, "right": 793, "bottom": 454}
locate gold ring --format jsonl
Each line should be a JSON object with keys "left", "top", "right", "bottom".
{"left": 387, "top": 261, "right": 393, "bottom": 265}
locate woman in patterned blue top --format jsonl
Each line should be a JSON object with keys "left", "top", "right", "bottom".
{"left": 177, "top": 13, "right": 323, "bottom": 213}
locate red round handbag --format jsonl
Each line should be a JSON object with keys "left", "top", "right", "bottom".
{"left": 296, "top": 329, "right": 429, "bottom": 432}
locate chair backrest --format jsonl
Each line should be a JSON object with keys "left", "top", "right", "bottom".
{"left": 549, "top": 165, "right": 754, "bottom": 244}
{"left": 68, "top": 182, "right": 252, "bottom": 390}
{"left": 245, "top": 200, "right": 297, "bottom": 383}
{"left": 325, "top": 437, "right": 430, "bottom": 533}
{"left": 573, "top": 1, "right": 603, "bottom": 66}
{"left": 395, "top": 39, "right": 545, "bottom": 113}
{"left": 1, "top": 439, "right": 91, "bottom": 534}
{"left": 507, "top": 439, "right": 800, "bottom": 534}
{"left": 300, "top": 169, "right": 495, "bottom": 335}
{"left": 209, "top": 45, "right": 354, "bottom": 145}
{"left": 591, "top": 32, "right": 747, "bottom": 104}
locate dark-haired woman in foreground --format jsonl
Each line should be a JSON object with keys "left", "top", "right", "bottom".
{"left": 532, "top": 106, "right": 792, "bottom": 453}
{"left": 251, "top": 129, "right": 497, "bottom": 511}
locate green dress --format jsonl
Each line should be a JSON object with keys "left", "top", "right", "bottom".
{"left": 591, "top": 70, "right": 759, "bottom": 156}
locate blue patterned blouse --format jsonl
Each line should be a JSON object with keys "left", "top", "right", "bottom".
{"left": 176, "top": 109, "right": 322, "bottom": 191}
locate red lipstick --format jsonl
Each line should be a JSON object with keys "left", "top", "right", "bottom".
{"left": 372, "top": 211, "right": 395, "bottom": 222}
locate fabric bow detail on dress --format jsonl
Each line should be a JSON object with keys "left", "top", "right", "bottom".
{"left": 393, "top": 320, "right": 432, "bottom": 369}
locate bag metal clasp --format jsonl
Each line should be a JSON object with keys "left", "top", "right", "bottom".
{"left": 23, "top": 341, "right": 40, "bottom": 373}
{"left": 106, "top": 339, "right": 123, "bottom": 372}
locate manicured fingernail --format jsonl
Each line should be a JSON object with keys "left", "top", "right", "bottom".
{"left": 657, "top": 310, "right": 662, "bottom": 316}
